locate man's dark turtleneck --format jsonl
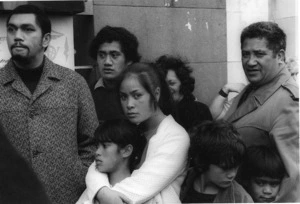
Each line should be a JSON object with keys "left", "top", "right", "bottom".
{"left": 14, "top": 59, "right": 44, "bottom": 94}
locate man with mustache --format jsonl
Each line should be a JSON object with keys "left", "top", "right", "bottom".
{"left": 88, "top": 26, "right": 141, "bottom": 122}
{"left": 223, "top": 21, "right": 299, "bottom": 202}
{"left": 0, "top": 4, "right": 98, "bottom": 204}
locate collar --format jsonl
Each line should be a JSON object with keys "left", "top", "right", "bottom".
{"left": 94, "top": 77, "right": 105, "bottom": 90}
{"left": 251, "top": 68, "right": 291, "bottom": 105}
{"left": 0, "top": 56, "right": 62, "bottom": 86}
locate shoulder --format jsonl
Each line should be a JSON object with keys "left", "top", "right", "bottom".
{"left": 281, "top": 77, "right": 299, "bottom": 102}
{"left": 156, "top": 115, "right": 190, "bottom": 143}
{"left": 45, "top": 59, "right": 88, "bottom": 87}
{"left": 232, "top": 180, "right": 254, "bottom": 203}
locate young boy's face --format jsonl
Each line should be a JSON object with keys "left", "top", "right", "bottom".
{"left": 95, "top": 142, "right": 123, "bottom": 173}
{"left": 249, "top": 176, "right": 281, "bottom": 202}
{"left": 204, "top": 164, "right": 238, "bottom": 189}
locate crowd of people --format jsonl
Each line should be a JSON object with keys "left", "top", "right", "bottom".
{"left": 0, "top": 4, "right": 298, "bottom": 204}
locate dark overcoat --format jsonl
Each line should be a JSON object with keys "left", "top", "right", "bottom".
{"left": 0, "top": 57, "right": 98, "bottom": 204}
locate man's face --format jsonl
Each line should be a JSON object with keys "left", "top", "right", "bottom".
{"left": 7, "top": 14, "right": 49, "bottom": 66}
{"left": 97, "top": 41, "right": 130, "bottom": 81}
{"left": 249, "top": 176, "right": 281, "bottom": 203}
{"left": 241, "top": 38, "right": 284, "bottom": 86}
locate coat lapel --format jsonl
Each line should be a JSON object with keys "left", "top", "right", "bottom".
{"left": 227, "top": 96, "right": 258, "bottom": 122}
{"left": 32, "top": 57, "right": 61, "bottom": 102}
{"left": 1, "top": 60, "right": 31, "bottom": 99}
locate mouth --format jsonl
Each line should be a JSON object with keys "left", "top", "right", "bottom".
{"left": 127, "top": 112, "right": 138, "bottom": 118}
{"left": 259, "top": 197, "right": 275, "bottom": 202}
{"left": 102, "top": 68, "right": 114, "bottom": 74}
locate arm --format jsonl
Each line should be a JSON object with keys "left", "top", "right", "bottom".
{"left": 77, "top": 76, "right": 99, "bottom": 167}
{"left": 271, "top": 97, "right": 299, "bottom": 202}
{"left": 112, "top": 125, "right": 190, "bottom": 204}
{"left": 209, "top": 83, "right": 245, "bottom": 120}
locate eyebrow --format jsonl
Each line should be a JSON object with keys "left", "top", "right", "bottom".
{"left": 7, "top": 23, "right": 34, "bottom": 28}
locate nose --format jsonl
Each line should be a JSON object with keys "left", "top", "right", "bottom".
{"left": 226, "top": 168, "right": 237, "bottom": 179}
{"left": 104, "top": 55, "right": 112, "bottom": 65}
{"left": 14, "top": 29, "right": 23, "bottom": 41}
{"left": 95, "top": 146, "right": 103, "bottom": 155}
{"left": 247, "top": 54, "right": 258, "bottom": 66}
{"left": 262, "top": 185, "right": 273, "bottom": 194}
{"left": 127, "top": 97, "right": 134, "bottom": 109}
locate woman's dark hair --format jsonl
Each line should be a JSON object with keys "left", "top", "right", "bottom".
{"left": 6, "top": 4, "right": 51, "bottom": 37}
{"left": 155, "top": 55, "right": 195, "bottom": 100}
{"left": 189, "top": 120, "right": 246, "bottom": 172}
{"left": 89, "top": 25, "right": 141, "bottom": 62}
{"left": 119, "top": 62, "right": 173, "bottom": 115}
{"left": 94, "top": 119, "right": 146, "bottom": 172}
{"left": 241, "top": 21, "right": 286, "bottom": 56}
{"left": 240, "top": 145, "right": 286, "bottom": 181}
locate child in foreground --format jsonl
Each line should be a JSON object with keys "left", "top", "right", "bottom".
{"left": 180, "top": 120, "right": 253, "bottom": 203}
{"left": 76, "top": 119, "right": 146, "bottom": 204}
{"left": 239, "top": 145, "right": 285, "bottom": 203}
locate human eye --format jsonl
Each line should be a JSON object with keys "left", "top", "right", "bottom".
{"left": 270, "top": 181, "right": 280, "bottom": 187}
{"left": 254, "top": 179, "right": 264, "bottom": 186}
{"left": 7, "top": 25, "right": 16, "bottom": 33}
{"left": 120, "top": 93, "right": 127, "bottom": 101}
{"left": 241, "top": 51, "right": 250, "bottom": 59}
{"left": 97, "top": 52, "right": 106, "bottom": 59}
{"left": 133, "top": 93, "right": 142, "bottom": 99}
{"left": 111, "top": 51, "right": 121, "bottom": 59}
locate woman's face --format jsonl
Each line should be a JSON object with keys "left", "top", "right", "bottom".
{"left": 166, "top": 69, "right": 183, "bottom": 102}
{"left": 120, "top": 74, "right": 155, "bottom": 124}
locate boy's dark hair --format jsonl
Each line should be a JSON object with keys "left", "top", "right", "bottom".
{"left": 94, "top": 119, "right": 146, "bottom": 172}
{"left": 240, "top": 145, "right": 286, "bottom": 181}
{"left": 189, "top": 121, "right": 246, "bottom": 172}
{"left": 155, "top": 55, "right": 195, "bottom": 101}
{"left": 6, "top": 4, "right": 51, "bottom": 37}
{"left": 89, "top": 25, "right": 141, "bottom": 62}
{"left": 241, "top": 21, "right": 286, "bottom": 56}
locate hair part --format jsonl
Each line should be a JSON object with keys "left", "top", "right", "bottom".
{"left": 89, "top": 25, "right": 141, "bottom": 63}
{"left": 155, "top": 55, "right": 195, "bottom": 100}
{"left": 241, "top": 21, "right": 286, "bottom": 56}
{"left": 94, "top": 119, "right": 146, "bottom": 172}
{"left": 189, "top": 121, "right": 246, "bottom": 172}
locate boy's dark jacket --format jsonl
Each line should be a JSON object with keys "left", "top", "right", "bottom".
{"left": 180, "top": 168, "right": 253, "bottom": 203}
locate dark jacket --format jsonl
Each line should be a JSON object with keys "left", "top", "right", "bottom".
{"left": 0, "top": 57, "right": 98, "bottom": 204}
{"left": 180, "top": 168, "right": 253, "bottom": 203}
{"left": 173, "top": 96, "right": 212, "bottom": 131}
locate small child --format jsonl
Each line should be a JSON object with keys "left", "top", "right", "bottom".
{"left": 239, "top": 145, "right": 285, "bottom": 203}
{"left": 180, "top": 120, "right": 253, "bottom": 203}
{"left": 77, "top": 119, "right": 146, "bottom": 204}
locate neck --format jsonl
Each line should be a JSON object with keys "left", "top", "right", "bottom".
{"left": 13, "top": 53, "right": 44, "bottom": 70}
{"left": 194, "top": 174, "right": 220, "bottom": 195}
{"left": 108, "top": 162, "right": 131, "bottom": 187}
{"left": 139, "top": 108, "right": 166, "bottom": 139}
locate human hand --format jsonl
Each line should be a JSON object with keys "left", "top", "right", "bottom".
{"left": 222, "top": 83, "right": 246, "bottom": 94}
{"left": 95, "top": 187, "right": 124, "bottom": 204}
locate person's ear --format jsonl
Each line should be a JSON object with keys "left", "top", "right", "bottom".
{"left": 42, "top": 33, "right": 51, "bottom": 49}
{"left": 277, "top": 49, "right": 285, "bottom": 65}
{"left": 121, "top": 144, "right": 133, "bottom": 158}
{"left": 154, "top": 87, "right": 161, "bottom": 102}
